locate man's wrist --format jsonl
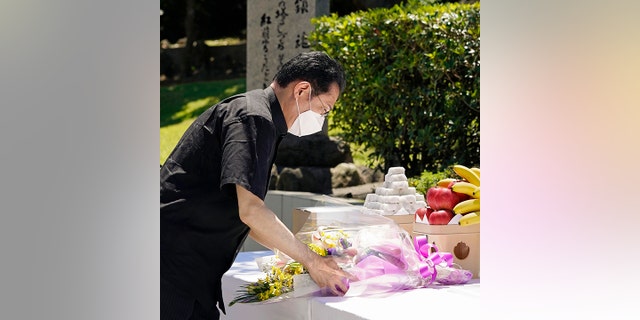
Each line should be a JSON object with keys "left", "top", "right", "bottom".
{"left": 300, "top": 245, "right": 321, "bottom": 270}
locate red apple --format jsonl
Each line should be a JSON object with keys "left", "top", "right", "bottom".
{"left": 428, "top": 209, "right": 454, "bottom": 225}
{"left": 426, "top": 186, "right": 470, "bottom": 211}
{"left": 415, "top": 207, "right": 433, "bottom": 221}
{"left": 426, "top": 207, "right": 434, "bottom": 219}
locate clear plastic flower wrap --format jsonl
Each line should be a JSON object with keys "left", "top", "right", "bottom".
{"left": 290, "top": 209, "right": 427, "bottom": 298}
{"left": 229, "top": 208, "right": 472, "bottom": 306}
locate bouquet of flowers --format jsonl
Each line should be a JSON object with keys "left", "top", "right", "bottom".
{"left": 229, "top": 208, "right": 472, "bottom": 306}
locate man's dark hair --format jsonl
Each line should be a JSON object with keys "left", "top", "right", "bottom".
{"left": 273, "top": 51, "right": 346, "bottom": 95}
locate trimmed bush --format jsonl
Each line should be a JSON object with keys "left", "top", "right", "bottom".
{"left": 408, "top": 169, "right": 453, "bottom": 195}
{"left": 310, "top": 0, "right": 479, "bottom": 177}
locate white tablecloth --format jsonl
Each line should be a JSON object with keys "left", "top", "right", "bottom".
{"left": 221, "top": 251, "right": 481, "bottom": 320}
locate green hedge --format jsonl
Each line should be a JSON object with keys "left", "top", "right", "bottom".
{"left": 310, "top": 0, "right": 480, "bottom": 177}
{"left": 408, "top": 169, "right": 453, "bottom": 195}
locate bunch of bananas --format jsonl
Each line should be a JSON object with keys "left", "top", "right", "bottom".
{"left": 436, "top": 165, "right": 480, "bottom": 226}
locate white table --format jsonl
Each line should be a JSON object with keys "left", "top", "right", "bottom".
{"left": 221, "top": 251, "right": 481, "bottom": 320}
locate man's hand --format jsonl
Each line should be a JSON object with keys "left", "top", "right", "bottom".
{"left": 236, "top": 184, "right": 357, "bottom": 296}
{"left": 305, "top": 254, "right": 358, "bottom": 296}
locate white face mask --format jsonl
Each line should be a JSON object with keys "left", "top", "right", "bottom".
{"left": 288, "top": 89, "right": 325, "bottom": 137}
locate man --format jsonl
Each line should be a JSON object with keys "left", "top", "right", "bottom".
{"left": 160, "top": 51, "right": 356, "bottom": 319}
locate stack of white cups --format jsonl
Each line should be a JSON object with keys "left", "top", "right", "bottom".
{"left": 362, "top": 167, "right": 427, "bottom": 216}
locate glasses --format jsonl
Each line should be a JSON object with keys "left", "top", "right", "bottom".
{"left": 316, "top": 95, "right": 332, "bottom": 117}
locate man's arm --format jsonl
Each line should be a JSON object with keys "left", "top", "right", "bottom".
{"left": 236, "top": 184, "right": 355, "bottom": 295}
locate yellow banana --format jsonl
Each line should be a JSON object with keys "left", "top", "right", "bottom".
{"left": 459, "top": 211, "right": 480, "bottom": 226}
{"left": 452, "top": 164, "right": 480, "bottom": 186}
{"left": 436, "top": 178, "right": 458, "bottom": 188}
{"left": 453, "top": 198, "right": 480, "bottom": 215}
{"left": 472, "top": 187, "right": 480, "bottom": 198}
{"left": 470, "top": 167, "right": 480, "bottom": 179}
{"left": 451, "top": 181, "right": 479, "bottom": 198}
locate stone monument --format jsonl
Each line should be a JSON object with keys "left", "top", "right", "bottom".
{"left": 246, "top": 0, "right": 330, "bottom": 90}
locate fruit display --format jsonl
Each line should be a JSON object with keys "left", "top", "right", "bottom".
{"left": 420, "top": 164, "right": 480, "bottom": 225}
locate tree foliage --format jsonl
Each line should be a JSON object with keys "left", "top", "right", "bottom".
{"left": 309, "top": 0, "right": 479, "bottom": 177}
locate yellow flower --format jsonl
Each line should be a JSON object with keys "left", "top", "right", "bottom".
{"left": 232, "top": 233, "right": 352, "bottom": 306}
{"left": 283, "top": 261, "right": 304, "bottom": 275}
{"left": 308, "top": 243, "right": 328, "bottom": 256}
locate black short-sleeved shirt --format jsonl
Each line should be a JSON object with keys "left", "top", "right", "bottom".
{"left": 160, "top": 87, "right": 288, "bottom": 312}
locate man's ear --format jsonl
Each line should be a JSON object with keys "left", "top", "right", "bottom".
{"left": 293, "top": 81, "right": 311, "bottom": 98}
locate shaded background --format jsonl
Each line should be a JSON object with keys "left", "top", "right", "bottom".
{"left": 159, "top": 0, "right": 420, "bottom": 83}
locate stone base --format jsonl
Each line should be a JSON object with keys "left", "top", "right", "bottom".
{"left": 275, "top": 166, "right": 332, "bottom": 194}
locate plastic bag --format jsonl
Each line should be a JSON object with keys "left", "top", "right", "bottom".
{"left": 289, "top": 209, "right": 427, "bottom": 297}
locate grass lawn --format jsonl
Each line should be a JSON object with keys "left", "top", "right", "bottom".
{"left": 160, "top": 78, "right": 246, "bottom": 165}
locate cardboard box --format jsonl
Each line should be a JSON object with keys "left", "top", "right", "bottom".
{"left": 413, "top": 222, "right": 480, "bottom": 279}
{"left": 292, "top": 206, "right": 415, "bottom": 237}
{"left": 292, "top": 206, "right": 364, "bottom": 234}
{"left": 386, "top": 214, "right": 414, "bottom": 237}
